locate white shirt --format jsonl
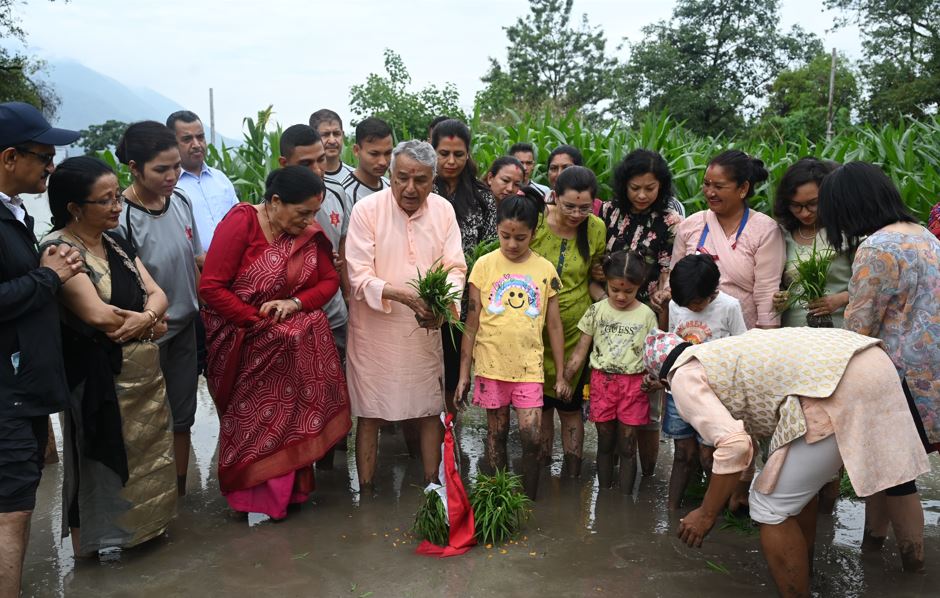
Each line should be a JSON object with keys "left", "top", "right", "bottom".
{"left": 0, "top": 192, "right": 26, "bottom": 225}
{"left": 669, "top": 291, "right": 748, "bottom": 344}
{"left": 175, "top": 164, "right": 239, "bottom": 253}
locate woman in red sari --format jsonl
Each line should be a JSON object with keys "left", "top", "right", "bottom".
{"left": 199, "top": 166, "right": 351, "bottom": 519}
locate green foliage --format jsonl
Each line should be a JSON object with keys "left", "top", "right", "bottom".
{"left": 205, "top": 106, "right": 282, "bottom": 204}
{"left": 412, "top": 489, "right": 449, "bottom": 546}
{"left": 619, "top": 0, "right": 822, "bottom": 136}
{"left": 475, "top": 0, "right": 618, "bottom": 120}
{"left": 840, "top": 470, "right": 858, "bottom": 500}
{"left": 469, "top": 109, "right": 940, "bottom": 222}
{"left": 407, "top": 258, "right": 464, "bottom": 347}
{"left": 348, "top": 49, "right": 466, "bottom": 141}
{"left": 719, "top": 508, "right": 758, "bottom": 536}
{"left": 0, "top": 2, "right": 61, "bottom": 116}
{"left": 465, "top": 238, "right": 499, "bottom": 275}
{"left": 95, "top": 149, "right": 132, "bottom": 189}
{"left": 825, "top": 0, "right": 940, "bottom": 123}
{"left": 755, "top": 52, "right": 859, "bottom": 142}
{"left": 469, "top": 470, "right": 532, "bottom": 545}
{"left": 78, "top": 120, "right": 128, "bottom": 153}
{"left": 784, "top": 238, "right": 836, "bottom": 308}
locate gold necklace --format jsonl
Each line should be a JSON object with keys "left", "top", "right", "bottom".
{"left": 126, "top": 184, "right": 164, "bottom": 216}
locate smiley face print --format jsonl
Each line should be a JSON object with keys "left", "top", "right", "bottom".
{"left": 487, "top": 274, "right": 542, "bottom": 318}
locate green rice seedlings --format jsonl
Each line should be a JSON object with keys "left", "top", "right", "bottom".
{"left": 469, "top": 470, "right": 533, "bottom": 546}
{"left": 413, "top": 489, "right": 449, "bottom": 547}
{"left": 782, "top": 238, "right": 836, "bottom": 327}
{"left": 407, "top": 258, "right": 464, "bottom": 347}
{"left": 719, "top": 508, "right": 758, "bottom": 536}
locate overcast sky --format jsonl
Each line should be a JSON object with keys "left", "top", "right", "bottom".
{"left": 17, "top": 0, "right": 862, "bottom": 137}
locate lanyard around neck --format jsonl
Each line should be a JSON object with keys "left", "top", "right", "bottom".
{"left": 696, "top": 209, "right": 749, "bottom": 260}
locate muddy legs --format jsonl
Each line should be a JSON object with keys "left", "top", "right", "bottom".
{"left": 668, "top": 438, "right": 698, "bottom": 510}
{"left": 517, "top": 408, "right": 542, "bottom": 500}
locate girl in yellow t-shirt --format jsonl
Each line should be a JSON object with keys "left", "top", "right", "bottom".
{"left": 563, "top": 250, "right": 658, "bottom": 492}
{"left": 454, "top": 194, "right": 569, "bottom": 500}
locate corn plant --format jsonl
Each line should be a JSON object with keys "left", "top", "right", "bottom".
{"left": 469, "top": 469, "right": 532, "bottom": 545}
{"left": 198, "top": 105, "right": 940, "bottom": 222}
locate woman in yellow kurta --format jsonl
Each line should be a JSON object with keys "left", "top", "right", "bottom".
{"left": 530, "top": 166, "right": 606, "bottom": 476}
{"left": 345, "top": 140, "right": 466, "bottom": 493}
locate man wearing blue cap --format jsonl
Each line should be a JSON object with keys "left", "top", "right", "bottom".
{"left": 0, "top": 101, "right": 83, "bottom": 596}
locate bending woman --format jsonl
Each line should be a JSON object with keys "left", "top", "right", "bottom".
{"left": 645, "top": 327, "right": 929, "bottom": 597}
{"left": 199, "top": 166, "right": 351, "bottom": 520}
{"left": 43, "top": 156, "right": 176, "bottom": 556}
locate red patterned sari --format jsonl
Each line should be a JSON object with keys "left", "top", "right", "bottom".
{"left": 201, "top": 206, "right": 350, "bottom": 518}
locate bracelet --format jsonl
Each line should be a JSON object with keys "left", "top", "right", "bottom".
{"left": 148, "top": 327, "right": 155, "bottom": 341}
{"left": 289, "top": 296, "right": 302, "bottom": 311}
{"left": 143, "top": 309, "right": 158, "bottom": 326}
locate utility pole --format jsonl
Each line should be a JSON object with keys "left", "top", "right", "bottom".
{"left": 209, "top": 87, "right": 216, "bottom": 146}
{"left": 826, "top": 48, "right": 837, "bottom": 142}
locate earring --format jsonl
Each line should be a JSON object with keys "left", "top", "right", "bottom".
{"left": 75, "top": 215, "right": 80, "bottom": 223}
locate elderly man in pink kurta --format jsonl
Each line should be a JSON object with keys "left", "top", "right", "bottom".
{"left": 345, "top": 140, "right": 466, "bottom": 492}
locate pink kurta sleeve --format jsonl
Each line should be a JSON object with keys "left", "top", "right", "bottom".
{"left": 669, "top": 359, "right": 753, "bottom": 475}
{"left": 751, "top": 219, "right": 785, "bottom": 327}
{"left": 345, "top": 200, "right": 392, "bottom": 314}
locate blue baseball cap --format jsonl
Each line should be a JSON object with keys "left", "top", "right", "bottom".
{"left": 0, "top": 102, "right": 80, "bottom": 147}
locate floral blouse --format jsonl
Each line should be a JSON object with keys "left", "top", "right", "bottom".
{"left": 600, "top": 200, "right": 683, "bottom": 302}
{"left": 433, "top": 181, "right": 497, "bottom": 256}
{"left": 844, "top": 227, "right": 940, "bottom": 447}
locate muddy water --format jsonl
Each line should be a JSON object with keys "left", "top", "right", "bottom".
{"left": 22, "top": 381, "right": 940, "bottom": 597}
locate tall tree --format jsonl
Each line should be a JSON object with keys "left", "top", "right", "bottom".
{"left": 0, "top": 0, "right": 59, "bottom": 116}
{"left": 825, "top": 0, "right": 940, "bottom": 122}
{"left": 78, "top": 120, "right": 129, "bottom": 153}
{"left": 348, "top": 49, "right": 466, "bottom": 139}
{"left": 754, "top": 52, "right": 859, "bottom": 141}
{"left": 618, "top": 0, "right": 822, "bottom": 137}
{"left": 474, "top": 0, "right": 618, "bottom": 118}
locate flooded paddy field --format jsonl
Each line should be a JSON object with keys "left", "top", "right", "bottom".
{"left": 21, "top": 381, "right": 940, "bottom": 597}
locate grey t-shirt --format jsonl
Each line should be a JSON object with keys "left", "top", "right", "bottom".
{"left": 316, "top": 180, "right": 353, "bottom": 330}
{"left": 114, "top": 189, "right": 201, "bottom": 341}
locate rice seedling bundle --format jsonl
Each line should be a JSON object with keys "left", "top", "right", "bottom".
{"left": 469, "top": 470, "right": 532, "bottom": 546}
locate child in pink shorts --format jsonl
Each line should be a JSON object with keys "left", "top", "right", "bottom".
{"left": 454, "top": 194, "right": 569, "bottom": 500}
{"left": 564, "top": 250, "right": 658, "bottom": 492}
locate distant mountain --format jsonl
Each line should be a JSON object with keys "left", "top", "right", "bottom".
{"left": 40, "top": 60, "right": 238, "bottom": 148}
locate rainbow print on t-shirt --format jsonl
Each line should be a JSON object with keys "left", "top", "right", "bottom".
{"left": 487, "top": 274, "right": 542, "bottom": 318}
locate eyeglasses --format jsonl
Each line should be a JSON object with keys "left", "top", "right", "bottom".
{"left": 789, "top": 200, "right": 818, "bottom": 214}
{"left": 15, "top": 147, "right": 55, "bottom": 166}
{"left": 559, "top": 202, "right": 592, "bottom": 215}
{"left": 83, "top": 196, "right": 125, "bottom": 208}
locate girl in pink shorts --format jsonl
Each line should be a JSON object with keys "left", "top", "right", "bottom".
{"left": 454, "top": 194, "right": 569, "bottom": 499}
{"left": 564, "top": 250, "right": 658, "bottom": 492}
